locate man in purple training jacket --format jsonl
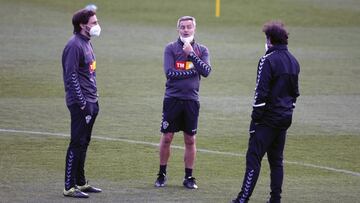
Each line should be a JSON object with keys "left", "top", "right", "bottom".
{"left": 61, "top": 7, "right": 102, "bottom": 198}
{"left": 155, "top": 16, "right": 212, "bottom": 189}
{"left": 231, "top": 21, "right": 300, "bottom": 203}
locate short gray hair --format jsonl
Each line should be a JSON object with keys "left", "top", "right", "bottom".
{"left": 177, "top": 16, "right": 196, "bottom": 28}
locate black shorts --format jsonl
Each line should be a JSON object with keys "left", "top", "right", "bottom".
{"left": 160, "top": 98, "right": 200, "bottom": 136}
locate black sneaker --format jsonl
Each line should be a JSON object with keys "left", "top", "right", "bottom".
{"left": 63, "top": 187, "right": 89, "bottom": 198}
{"left": 76, "top": 181, "right": 102, "bottom": 193}
{"left": 154, "top": 173, "right": 167, "bottom": 187}
{"left": 183, "top": 176, "right": 198, "bottom": 189}
{"left": 266, "top": 197, "right": 280, "bottom": 203}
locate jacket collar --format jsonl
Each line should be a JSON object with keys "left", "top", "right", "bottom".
{"left": 76, "top": 33, "right": 91, "bottom": 41}
{"left": 266, "top": 44, "right": 287, "bottom": 54}
{"left": 177, "top": 37, "right": 195, "bottom": 46}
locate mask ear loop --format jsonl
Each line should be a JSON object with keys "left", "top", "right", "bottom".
{"left": 80, "top": 24, "right": 91, "bottom": 37}
{"left": 265, "top": 42, "right": 269, "bottom": 52}
{"left": 265, "top": 37, "right": 272, "bottom": 52}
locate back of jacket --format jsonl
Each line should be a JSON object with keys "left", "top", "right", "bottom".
{"left": 251, "top": 45, "right": 300, "bottom": 129}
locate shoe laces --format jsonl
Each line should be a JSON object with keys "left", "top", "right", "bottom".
{"left": 77, "top": 181, "right": 91, "bottom": 190}
{"left": 157, "top": 173, "right": 166, "bottom": 180}
{"left": 66, "top": 187, "right": 76, "bottom": 193}
{"left": 185, "top": 176, "right": 196, "bottom": 183}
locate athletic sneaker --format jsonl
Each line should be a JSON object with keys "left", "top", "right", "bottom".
{"left": 76, "top": 181, "right": 102, "bottom": 193}
{"left": 183, "top": 176, "right": 198, "bottom": 189}
{"left": 154, "top": 173, "right": 167, "bottom": 187}
{"left": 231, "top": 199, "right": 239, "bottom": 203}
{"left": 63, "top": 187, "right": 89, "bottom": 198}
{"left": 266, "top": 197, "right": 280, "bottom": 203}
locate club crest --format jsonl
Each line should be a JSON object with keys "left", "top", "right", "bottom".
{"left": 162, "top": 121, "right": 169, "bottom": 129}
{"left": 85, "top": 115, "right": 92, "bottom": 124}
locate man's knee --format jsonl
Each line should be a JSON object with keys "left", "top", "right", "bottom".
{"left": 184, "top": 134, "right": 196, "bottom": 146}
{"left": 268, "top": 153, "right": 283, "bottom": 168}
{"left": 161, "top": 133, "right": 173, "bottom": 146}
{"left": 269, "top": 158, "right": 283, "bottom": 169}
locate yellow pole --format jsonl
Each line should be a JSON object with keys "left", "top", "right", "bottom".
{"left": 215, "top": 0, "right": 220, "bottom": 17}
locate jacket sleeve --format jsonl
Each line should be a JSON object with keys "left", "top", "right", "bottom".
{"left": 63, "top": 45, "right": 86, "bottom": 107}
{"left": 163, "top": 45, "right": 198, "bottom": 80}
{"left": 251, "top": 56, "right": 272, "bottom": 122}
{"left": 292, "top": 75, "right": 300, "bottom": 108}
{"left": 188, "top": 48, "right": 211, "bottom": 77}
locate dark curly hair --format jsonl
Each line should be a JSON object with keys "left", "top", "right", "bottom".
{"left": 262, "top": 21, "right": 288, "bottom": 45}
{"left": 72, "top": 8, "right": 96, "bottom": 34}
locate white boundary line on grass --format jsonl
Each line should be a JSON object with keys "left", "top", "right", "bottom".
{"left": 1, "top": 128, "right": 359, "bottom": 177}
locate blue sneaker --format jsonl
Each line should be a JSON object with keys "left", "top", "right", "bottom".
{"left": 63, "top": 187, "right": 89, "bottom": 198}
{"left": 231, "top": 197, "right": 248, "bottom": 203}
{"left": 76, "top": 181, "right": 102, "bottom": 193}
{"left": 183, "top": 176, "right": 198, "bottom": 189}
{"left": 155, "top": 173, "right": 167, "bottom": 187}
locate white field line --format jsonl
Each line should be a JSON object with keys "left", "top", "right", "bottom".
{"left": 1, "top": 128, "right": 359, "bottom": 177}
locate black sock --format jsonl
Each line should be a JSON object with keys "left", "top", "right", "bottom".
{"left": 185, "top": 168, "right": 193, "bottom": 178}
{"left": 159, "top": 165, "right": 167, "bottom": 175}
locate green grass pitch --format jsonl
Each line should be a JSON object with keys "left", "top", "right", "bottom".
{"left": 0, "top": 0, "right": 359, "bottom": 202}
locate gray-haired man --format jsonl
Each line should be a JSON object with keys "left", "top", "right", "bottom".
{"left": 155, "top": 16, "right": 212, "bottom": 189}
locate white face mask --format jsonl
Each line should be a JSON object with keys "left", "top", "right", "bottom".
{"left": 89, "top": 24, "right": 101, "bottom": 37}
{"left": 180, "top": 35, "right": 194, "bottom": 44}
{"left": 265, "top": 43, "right": 269, "bottom": 52}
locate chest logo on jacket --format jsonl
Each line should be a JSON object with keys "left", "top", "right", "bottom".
{"left": 175, "top": 61, "right": 194, "bottom": 70}
{"left": 89, "top": 60, "right": 96, "bottom": 73}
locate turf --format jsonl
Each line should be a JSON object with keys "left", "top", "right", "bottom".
{"left": 0, "top": 0, "right": 359, "bottom": 202}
